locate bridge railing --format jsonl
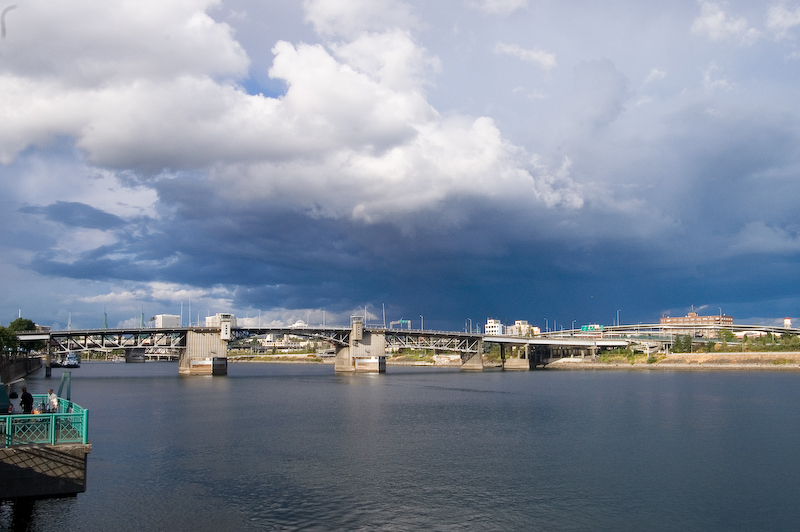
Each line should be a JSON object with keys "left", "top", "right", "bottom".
{"left": 1, "top": 395, "right": 89, "bottom": 447}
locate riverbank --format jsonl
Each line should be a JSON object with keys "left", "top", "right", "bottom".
{"left": 228, "top": 352, "right": 800, "bottom": 370}
{"left": 547, "top": 352, "right": 800, "bottom": 370}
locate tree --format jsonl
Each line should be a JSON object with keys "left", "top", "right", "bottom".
{"left": 8, "top": 318, "right": 36, "bottom": 332}
{"left": 8, "top": 317, "right": 44, "bottom": 352}
{"left": 0, "top": 326, "right": 19, "bottom": 359}
{"left": 672, "top": 334, "right": 692, "bottom": 353}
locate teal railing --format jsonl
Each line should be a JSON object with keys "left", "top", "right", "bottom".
{"left": 1, "top": 394, "right": 89, "bottom": 447}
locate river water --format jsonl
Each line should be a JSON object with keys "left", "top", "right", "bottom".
{"left": 3, "top": 362, "right": 800, "bottom": 531}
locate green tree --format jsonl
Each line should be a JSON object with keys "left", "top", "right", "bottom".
{"left": 0, "top": 326, "right": 19, "bottom": 358}
{"left": 8, "top": 318, "right": 36, "bottom": 332}
{"left": 8, "top": 317, "right": 44, "bottom": 352}
{"left": 672, "top": 334, "right": 692, "bottom": 353}
{"left": 780, "top": 334, "right": 800, "bottom": 351}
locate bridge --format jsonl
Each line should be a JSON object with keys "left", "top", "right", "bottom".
{"left": 14, "top": 317, "right": 631, "bottom": 375}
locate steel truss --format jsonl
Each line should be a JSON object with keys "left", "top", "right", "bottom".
{"left": 48, "top": 329, "right": 187, "bottom": 355}
{"left": 233, "top": 327, "right": 352, "bottom": 347}
{"left": 383, "top": 331, "right": 481, "bottom": 353}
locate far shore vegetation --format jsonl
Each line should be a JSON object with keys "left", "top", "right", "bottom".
{"left": 670, "top": 329, "right": 800, "bottom": 353}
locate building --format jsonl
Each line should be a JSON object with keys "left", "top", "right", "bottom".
{"left": 485, "top": 319, "right": 540, "bottom": 336}
{"left": 505, "top": 320, "right": 540, "bottom": 336}
{"left": 485, "top": 319, "right": 504, "bottom": 336}
{"left": 205, "top": 313, "right": 237, "bottom": 328}
{"left": 153, "top": 314, "right": 180, "bottom": 328}
{"left": 660, "top": 312, "right": 733, "bottom": 337}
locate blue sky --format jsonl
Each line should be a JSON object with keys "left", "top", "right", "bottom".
{"left": 1, "top": 0, "right": 799, "bottom": 331}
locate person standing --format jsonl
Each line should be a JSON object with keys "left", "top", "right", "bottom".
{"left": 48, "top": 389, "right": 58, "bottom": 412}
{"left": 20, "top": 387, "right": 33, "bottom": 414}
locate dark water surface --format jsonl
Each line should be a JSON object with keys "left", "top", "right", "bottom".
{"left": 3, "top": 363, "right": 800, "bottom": 531}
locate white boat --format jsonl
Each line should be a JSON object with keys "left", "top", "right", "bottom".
{"left": 63, "top": 353, "right": 81, "bottom": 368}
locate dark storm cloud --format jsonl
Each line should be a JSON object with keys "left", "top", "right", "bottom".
{"left": 5, "top": 1, "right": 800, "bottom": 330}
{"left": 19, "top": 201, "right": 126, "bottom": 230}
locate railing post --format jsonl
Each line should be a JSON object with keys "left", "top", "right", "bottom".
{"left": 83, "top": 410, "right": 89, "bottom": 444}
{"left": 50, "top": 415, "right": 56, "bottom": 445}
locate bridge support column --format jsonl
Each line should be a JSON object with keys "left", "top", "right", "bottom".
{"left": 335, "top": 317, "right": 386, "bottom": 373}
{"left": 503, "top": 343, "right": 533, "bottom": 370}
{"left": 180, "top": 330, "right": 228, "bottom": 376}
{"left": 461, "top": 340, "right": 483, "bottom": 371}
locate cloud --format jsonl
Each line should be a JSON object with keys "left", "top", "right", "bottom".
{"left": 3, "top": 1, "right": 800, "bottom": 331}
{"left": 0, "top": 0, "right": 247, "bottom": 84}
{"left": 644, "top": 68, "right": 666, "bottom": 83}
{"left": 571, "top": 59, "right": 630, "bottom": 130}
{"left": 493, "top": 42, "right": 556, "bottom": 70}
{"left": 470, "top": 0, "right": 528, "bottom": 15}
{"left": 766, "top": 4, "right": 800, "bottom": 39}
{"left": 728, "top": 221, "right": 800, "bottom": 254}
{"left": 303, "top": 0, "right": 417, "bottom": 38}
{"left": 702, "top": 62, "right": 731, "bottom": 93}
{"left": 691, "top": 2, "right": 759, "bottom": 44}
{"left": 19, "top": 201, "right": 126, "bottom": 230}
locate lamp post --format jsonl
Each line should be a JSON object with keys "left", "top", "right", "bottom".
{"left": 617, "top": 310, "right": 620, "bottom": 328}
{"left": 545, "top": 318, "right": 548, "bottom": 333}
{"left": 420, "top": 315, "right": 423, "bottom": 331}
{"left": 572, "top": 320, "right": 576, "bottom": 335}
{"left": 468, "top": 318, "right": 472, "bottom": 334}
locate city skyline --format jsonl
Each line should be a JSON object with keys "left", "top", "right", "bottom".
{"left": 2, "top": 0, "right": 800, "bottom": 331}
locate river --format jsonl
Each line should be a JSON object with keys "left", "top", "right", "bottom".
{"left": 3, "top": 362, "right": 800, "bottom": 530}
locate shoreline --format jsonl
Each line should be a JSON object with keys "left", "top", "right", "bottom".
{"left": 547, "top": 352, "right": 800, "bottom": 371}
{"left": 228, "top": 352, "right": 800, "bottom": 371}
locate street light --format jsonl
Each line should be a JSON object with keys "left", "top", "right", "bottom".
{"left": 545, "top": 318, "right": 548, "bottom": 333}
{"left": 617, "top": 310, "right": 620, "bottom": 328}
{"left": 420, "top": 315, "right": 423, "bottom": 331}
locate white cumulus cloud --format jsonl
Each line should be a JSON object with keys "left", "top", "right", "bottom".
{"left": 691, "top": 2, "right": 759, "bottom": 44}
{"left": 766, "top": 4, "right": 800, "bottom": 39}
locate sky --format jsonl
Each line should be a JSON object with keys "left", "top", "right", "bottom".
{"left": 1, "top": 0, "right": 800, "bottom": 332}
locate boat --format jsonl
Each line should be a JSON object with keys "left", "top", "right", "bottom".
{"left": 63, "top": 353, "right": 81, "bottom": 368}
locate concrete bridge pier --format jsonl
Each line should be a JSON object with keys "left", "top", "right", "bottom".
{"left": 179, "top": 329, "right": 228, "bottom": 376}
{"left": 503, "top": 343, "right": 533, "bottom": 370}
{"left": 460, "top": 340, "right": 484, "bottom": 371}
{"left": 334, "top": 317, "right": 386, "bottom": 373}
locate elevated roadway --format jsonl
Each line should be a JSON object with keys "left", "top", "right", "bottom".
{"left": 16, "top": 323, "right": 637, "bottom": 374}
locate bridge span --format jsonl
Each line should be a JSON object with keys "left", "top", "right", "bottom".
{"left": 16, "top": 319, "right": 630, "bottom": 375}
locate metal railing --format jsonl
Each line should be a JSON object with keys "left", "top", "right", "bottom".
{"left": 1, "top": 394, "right": 89, "bottom": 447}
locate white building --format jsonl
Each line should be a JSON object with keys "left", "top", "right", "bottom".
{"left": 485, "top": 319, "right": 504, "bottom": 336}
{"left": 205, "top": 313, "right": 237, "bottom": 328}
{"left": 505, "top": 320, "right": 540, "bottom": 336}
{"left": 486, "top": 319, "right": 541, "bottom": 336}
{"left": 153, "top": 314, "right": 181, "bottom": 328}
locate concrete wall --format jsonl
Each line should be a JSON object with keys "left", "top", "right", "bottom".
{"left": 460, "top": 341, "right": 484, "bottom": 371}
{"left": 1, "top": 358, "right": 42, "bottom": 385}
{"left": 0, "top": 443, "right": 92, "bottom": 499}
{"left": 180, "top": 330, "right": 228, "bottom": 375}
{"left": 334, "top": 331, "right": 386, "bottom": 373}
